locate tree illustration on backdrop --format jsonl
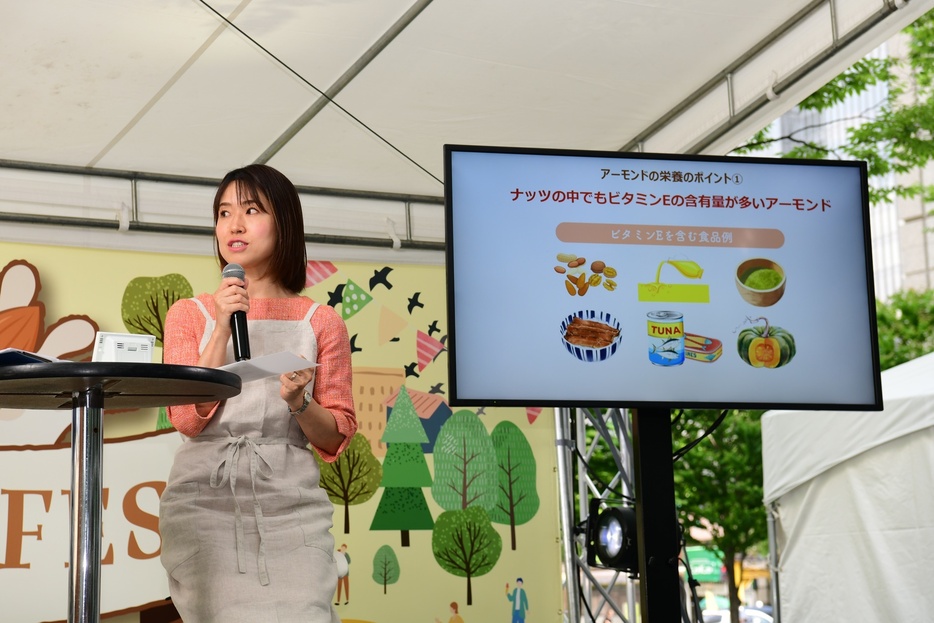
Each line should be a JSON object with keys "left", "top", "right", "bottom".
{"left": 121, "top": 273, "right": 192, "bottom": 345}
{"left": 432, "top": 505, "right": 502, "bottom": 605}
{"left": 489, "top": 420, "right": 540, "bottom": 550}
{"left": 431, "top": 409, "right": 497, "bottom": 511}
{"left": 315, "top": 432, "right": 383, "bottom": 533}
{"left": 372, "top": 544, "right": 401, "bottom": 594}
{"left": 369, "top": 385, "right": 434, "bottom": 546}
{"left": 121, "top": 272, "right": 194, "bottom": 431}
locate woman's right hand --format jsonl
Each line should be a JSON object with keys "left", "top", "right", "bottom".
{"left": 212, "top": 274, "right": 250, "bottom": 331}
{"left": 196, "top": 274, "right": 251, "bottom": 372}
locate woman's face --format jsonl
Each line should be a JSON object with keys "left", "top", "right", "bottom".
{"left": 215, "top": 181, "right": 277, "bottom": 273}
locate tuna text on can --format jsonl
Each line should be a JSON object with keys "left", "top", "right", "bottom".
{"left": 647, "top": 311, "right": 684, "bottom": 366}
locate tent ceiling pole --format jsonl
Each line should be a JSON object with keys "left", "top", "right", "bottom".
{"left": 255, "top": 0, "right": 436, "bottom": 164}
{"left": 617, "top": 0, "right": 828, "bottom": 153}
{"left": 619, "top": 0, "right": 902, "bottom": 154}
{"left": 0, "top": 160, "right": 443, "bottom": 205}
{"left": 0, "top": 212, "right": 445, "bottom": 251}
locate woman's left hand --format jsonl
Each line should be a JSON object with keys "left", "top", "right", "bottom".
{"left": 281, "top": 365, "right": 315, "bottom": 410}
{"left": 279, "top": 359, "right": 343, "bottom": 454}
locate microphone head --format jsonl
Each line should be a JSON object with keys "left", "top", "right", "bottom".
{"left": 222, "top": 263, "right": 245, "bottom": 280}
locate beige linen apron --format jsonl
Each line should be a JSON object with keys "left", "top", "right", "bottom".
{"left": 160, "top": 299, "right": 340, "bottom": 623}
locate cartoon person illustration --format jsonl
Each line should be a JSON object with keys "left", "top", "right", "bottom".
{"left": 505, "top": 577, "right": 529, "bottom": 623}
{"left": 334, "top": 543, "right": 350, "bottom": 605}
{"left": 435, "top": 601, "right": 464, "bottom": 623}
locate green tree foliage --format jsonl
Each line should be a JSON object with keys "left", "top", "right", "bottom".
{"left": 733, "top": 10, "right": 934, "bottom": 206}
{"left": 369, "top": 385, "right": 433, "bottom": 546}
{"left": 121, "top": 273, "right": 192, "bottom": 345}
{"left": 369, "top": 488, "right": 434, "bottom": 544}
{"left": 431, "top": 409, "right": 497, "bottom": 511}
{"left": 875, "top": 288, "right": 934, "bottom": 370}
{"left": 431, "top": 506, "right": 502, "bottom": 605}
{"left": 381, "top": 442, "right": 432, "bottom": 486}
{"left": 673, "top": 409, "right": 766, "bottom": 623}
{"left": 371, "top": 544, "right": 400, "bottom": 594}
{"left": 383, "top": 385, "right": 430, "bottom": 446}
{"left": 489, "top": 420, "right": 539, "bottom": 550}
{"left": 315, "top": 433, "right": 383, "bottom": 534}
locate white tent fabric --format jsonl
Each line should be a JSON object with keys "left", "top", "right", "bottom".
{"left": 762, "top": 352, "right": 934, "bottom": 622}
{"left": 2, "top": 0, "right": 934, "bottom": 262}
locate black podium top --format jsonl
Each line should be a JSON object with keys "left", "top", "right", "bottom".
{"left": 0, "top": 361, "right": 241, "bottom": 410}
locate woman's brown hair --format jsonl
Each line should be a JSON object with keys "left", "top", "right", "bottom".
{"left": 213, "top": 164, "right": 307, "bottom": 293}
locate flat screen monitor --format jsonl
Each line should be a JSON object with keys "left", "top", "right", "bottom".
{"left": 444, "top": 144, "right": 883, "bottom": 411}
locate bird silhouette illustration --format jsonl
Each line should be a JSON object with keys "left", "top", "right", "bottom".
{"left": 404, "top": 362, "right": 420, "bottom": 378}
{"left": 369, "top": 266, "right": 393, "bottom": 290}
{"left": 407, "top": 292, "right": 424, "bottom": 314}
{"left": 327, "top": 283, "right": 346, "bottom": 308}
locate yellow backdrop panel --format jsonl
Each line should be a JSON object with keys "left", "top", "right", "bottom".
{"left": 0, "top": 241, "right": 562, "bottom": 623}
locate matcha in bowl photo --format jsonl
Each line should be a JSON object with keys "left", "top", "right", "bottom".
{"left": 735, "top": 258, "right": 786, "bottom": 307}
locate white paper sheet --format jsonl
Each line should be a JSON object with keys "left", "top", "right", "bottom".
{"left": 219, "top": 352, "right": 317, "bottom": 383}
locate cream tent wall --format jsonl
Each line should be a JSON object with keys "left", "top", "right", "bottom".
{"left": 762, "top": 352, "right": 934, "bottom": 623}
{"left": 2, "top": 0, "right": 934, "bottom": 260}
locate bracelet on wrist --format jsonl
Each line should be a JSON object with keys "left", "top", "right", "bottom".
{"left": 289, "top": 391, "right": 311, "bottom": 416}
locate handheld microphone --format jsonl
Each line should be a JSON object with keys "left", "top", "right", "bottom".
{"left": 221, "top": 263, "right": 251, "bottom": 361}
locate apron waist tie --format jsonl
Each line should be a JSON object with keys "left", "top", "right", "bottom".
{"left": 196, "top": 434, "right": 305, "bottom": 586}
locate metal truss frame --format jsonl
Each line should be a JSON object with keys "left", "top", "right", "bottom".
{"left": 556, "top": 407, "right": 639, "bottom": 623}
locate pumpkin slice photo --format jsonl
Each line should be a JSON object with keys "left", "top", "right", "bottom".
{"left": 737, "top": 316, "right": 796, "bottom": 368}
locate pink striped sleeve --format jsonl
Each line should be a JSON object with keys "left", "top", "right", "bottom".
{"left": 163, "top": 297, "right": 219, "bottom": 437}
{"left": 309, "top": 304, "right": 357, "bottom": 462}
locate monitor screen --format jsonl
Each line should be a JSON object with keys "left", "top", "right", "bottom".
{"left": 444, "top": 144, "right": 883, "bottom": 411}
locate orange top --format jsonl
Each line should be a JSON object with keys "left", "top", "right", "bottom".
{"left": 163, "top": 294, "right": 356, "bottom": 461}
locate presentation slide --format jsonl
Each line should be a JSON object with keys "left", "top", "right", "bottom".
{"left": 445, "top": 145, "right": 882, "bottom": 410}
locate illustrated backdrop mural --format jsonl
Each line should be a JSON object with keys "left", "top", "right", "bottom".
{"left": 0, "top": 240, "right": 563, "bottom": 623}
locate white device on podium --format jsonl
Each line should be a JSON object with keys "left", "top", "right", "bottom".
{"left": 91, "top": 332, "right": 156, "bottom": 363}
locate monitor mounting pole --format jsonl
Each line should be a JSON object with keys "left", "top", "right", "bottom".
{"left": 631, "top": 407, "right": 682, "bottom": 622}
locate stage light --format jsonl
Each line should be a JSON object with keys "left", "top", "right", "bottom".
{"left": 586, "top": 498, "right": 638, "bottom": 572}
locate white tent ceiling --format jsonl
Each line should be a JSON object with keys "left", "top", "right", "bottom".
{"left": 1, "top": 0, "right": 933, "bottom": 262}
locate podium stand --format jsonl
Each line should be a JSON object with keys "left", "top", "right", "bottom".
{"left": 0, "top": 362, "right": 241, "bottom": 623}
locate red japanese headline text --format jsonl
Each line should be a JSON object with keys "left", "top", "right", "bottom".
{"left": 509, "top": 189, "right": 831, "bottom": 212}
